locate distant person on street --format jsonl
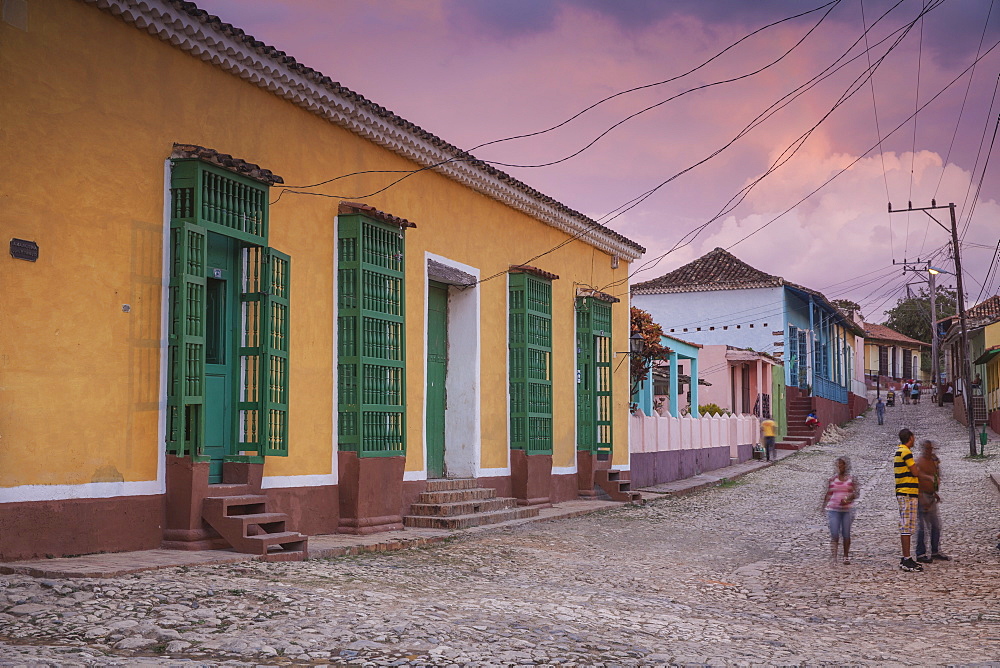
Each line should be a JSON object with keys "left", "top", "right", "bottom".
{"left": 761, "top": 415, "right": 777, "bottom": 461}
{"left": 915, "top": 440, "right": 950, "bottom": 564}
{"left": 805, "top": 411, "right": 821, "bottom": 431}
{"left": 895, "top": 428, "right": 928, "bottom": 572}
{"left": 875, "top": 397, "right": 885, "bottom": 425}
{"left": 821, "top": 456, "right": 857, "bottom": 564}
{"left": 902, "top": 381, "right": 911, "bottom": 405}
{"left": 911, "top": 381, "right": 920, "bottom": 404}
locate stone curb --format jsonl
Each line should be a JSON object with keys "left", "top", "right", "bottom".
{"left": 638, "top": 450, "right": 794, "bottom": 501}
{"left": 0, "top": 501, "right": 622, "bottom": 579}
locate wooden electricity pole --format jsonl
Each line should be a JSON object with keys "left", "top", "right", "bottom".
{"left": 889, "top": 201, "right": 977, "bottom": 455}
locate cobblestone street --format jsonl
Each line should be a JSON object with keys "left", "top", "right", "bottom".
{"left": 2, "top": 400, "right": 998, "bottom": 666}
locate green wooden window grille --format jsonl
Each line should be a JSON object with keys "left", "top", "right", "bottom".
{"left": 238, "top": 246, "right": 291, "bottom": 457}
{"left": 337, "top": 213, "right": 406, "bottom": 457}
{"left": 167, "top": 160, "right": 290, "bottom": 458}
{"left": 509, "top": 273, "right": 553, "bottom": 454}
{"left": 575, "top": 298, "right": 613, "bottom": 453}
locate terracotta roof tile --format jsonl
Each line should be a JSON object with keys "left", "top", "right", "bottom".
{"left": 338, "top": 201, "right": 416, "bottom": 229}
{"left": 631, "top": 248, "right": 783, "bottom": 294}
{"left": 510, "top": 265, "right": 560, "bottom": 281}
{"left": 171, "top": 143, "right": 283, "bottom": 185}
{"left": 576, "top": 287, "right": 620, "bottom": 303}
{"left": 154, "top": 2, "right": 643, "bottom": 256}
{"left": 967, "top": 295, "right": 1000, "bottom": 325}
{"left": 862, "top": 322, "right": 929, "bottom": 348}
{"left": 632, "top": 247, "right": 865, "bottom": 336}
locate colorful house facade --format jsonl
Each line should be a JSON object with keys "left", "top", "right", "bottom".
{"left": 632, "top": 248, "right": 867, "bottom": 433}
{"left": 862, "top": 322, "right": 931, "bottom": 385}
{"left": 0, "top": 0, "right": 645, "bottom": 560}
{"left": 942, "top": 295, "right": 1000, "bottom": 427}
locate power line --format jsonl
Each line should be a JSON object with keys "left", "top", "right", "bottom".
{"left": 904, "top": 0, "right": 928, "bottom": 261}
{"left": 607, "top": 0, "right": 945, "bottom": 292}
{"left": 860, "top": 0, "right": 894, "bottom": 263}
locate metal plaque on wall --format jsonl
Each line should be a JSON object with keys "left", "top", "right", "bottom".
{"left": 10, "top": 238, "right": 39, "bottom": 262}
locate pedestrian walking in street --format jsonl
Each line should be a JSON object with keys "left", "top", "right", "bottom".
{"left": 821, "top": 456, "right": 857, "bottom": 564}
{"left": 915, "top": 440, "right": 950, "bottom": 564}
{"left": 761, "top": 414, "right": 777, "bottom": 461}
{"left": 902, "top": 380, "right": 911, "bottom": 405}
{"left": 875, "top": 397, "right": 885, "bottom": 425}
{"left": 911, "top": 381, "right": 921, "bottom": 405}
{"left": 894, "top": 428, "right": 927, "bottom": 572}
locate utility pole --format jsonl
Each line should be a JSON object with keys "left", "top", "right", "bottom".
{"left": 889, "top": 201, "right": 977, "bottom": 455}
{"left": 896, "top": 259, "right": 939, "bottom": 401}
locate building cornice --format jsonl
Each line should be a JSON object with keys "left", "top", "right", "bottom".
{"left": 82, "top": 0, "right": 644, "bottom": 261}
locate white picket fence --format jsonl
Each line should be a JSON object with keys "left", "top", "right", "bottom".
{"left": 630, "top": 412, "right": 761, "bottom": 460}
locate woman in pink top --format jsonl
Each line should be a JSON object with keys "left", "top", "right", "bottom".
{"left": 821, "top": 457, "right": 858, "bottom": 564}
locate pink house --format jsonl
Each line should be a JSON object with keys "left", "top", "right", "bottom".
{"left": 697, "top": 345, "right": 782, "bottom": 417}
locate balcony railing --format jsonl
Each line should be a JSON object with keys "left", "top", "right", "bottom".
{"left": 814, "top": 375, "right": 848, "bottom": 404}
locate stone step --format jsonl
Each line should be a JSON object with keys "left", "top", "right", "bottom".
{"left": 409, "top": 497, "right": 516, "bottom": 517}
{"left": 418, "top": 487, "right": 497, "bottom": 504}
{"left": 403, "top": 506, "right": 540, "bottom": 530}
{"left": 424, "top": 478, "right": 478, "bottom": 492}
{"left": 776, "top": 440, "right": 808, "bottom": 450}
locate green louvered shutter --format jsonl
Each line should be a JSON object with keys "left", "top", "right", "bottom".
{"left": 239, "top": 246, "right": 291, "bottom": 456}
{"left": 166, "top": 221, "right": 208, "bottom": 457}
{"left": 575, "top": 299, "right": 594, "bottom": 451}
{"left": 592, "top": 300, "right": 613, "bottom": 455}
{"left": 338, "top": 214, "right": 406, "bottom": 457}
{"left": 509, "top": 273, "right": 552, "bottom": 455}
{"left": 575, "top": 297, "right": 612, "bottom": 453}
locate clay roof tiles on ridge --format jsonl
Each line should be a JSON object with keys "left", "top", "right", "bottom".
{"left": 150, "top": 1, "right": 644, "bottom": 257}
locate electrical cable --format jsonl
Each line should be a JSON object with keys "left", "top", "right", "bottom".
{"left": 904, "top": 0, "right": 928, "bottom": 262}
{"left": 718, "top": 32, "right": 1000, "bottom": 258}
{"left": 861, "top": 0, "right": 894, "bottom": 263}
{"left": 603, "top": 0, "right": 946, "bottom": 293}
{"left": 958, "top": 74, "right": 1000, "bottom": 241}
{"left": 932, "top": 0, "right": 995, "bottom": 201}
{"left": 271, "top": 2, "right": 844, "bottom": 196}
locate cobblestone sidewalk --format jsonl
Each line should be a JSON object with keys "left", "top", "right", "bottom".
{"left": 1, "top": 400, "right": 998, "bottom": 666}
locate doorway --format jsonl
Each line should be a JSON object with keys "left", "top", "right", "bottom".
{"left": 425, "top": 281, "right": 448, "bottom": 479}
{"left": 204, "top": 232, "right": 239, "bottom": 483}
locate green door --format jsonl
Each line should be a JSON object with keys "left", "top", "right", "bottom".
{"left": 426, "top": 282, "right": 448, "bottom": 478}
{"left": 204, "top": 233, "right": 238, "bottom": 483}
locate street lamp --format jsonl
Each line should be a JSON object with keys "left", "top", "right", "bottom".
{"left": 629, "top": 331, "right": 647, "bottom": 356}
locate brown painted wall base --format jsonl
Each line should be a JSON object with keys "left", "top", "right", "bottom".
{"left": 265, "top": 485, "right": 339, "bottom": 537}
{"left": 549, "top": 472, "right": 578, "bottom": 503}
{"left": 0, "top": 494, "right": 163, "bottom": 562}
{"left": 510, "top": 449, "right": 552, "bottom": 506}
{"left": 338, "top": 452, "right": 405, "bottom": 534}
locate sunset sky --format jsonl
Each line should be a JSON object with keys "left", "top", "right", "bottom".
{"left": 194, "top": 0, "right": 1000, "bottom": 321}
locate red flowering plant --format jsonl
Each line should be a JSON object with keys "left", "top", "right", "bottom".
{"left": 630, "top": 306, "right": 672, "bottom": 402}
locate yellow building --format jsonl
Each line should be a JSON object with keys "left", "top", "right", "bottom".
{"left": 0, "top": 0, "right": 644, "bottom": 560}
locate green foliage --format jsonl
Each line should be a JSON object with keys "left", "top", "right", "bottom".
{"left": 883, "top": 286, "right": 956, "bottom": 343}
{"left": 832, "top": 299, "right": 861, "bottom": 316}
{"left": 698, "top": 403, "right": 730, "bottom": 416}
{"left": 630, "top": 306, "right": 672, "bottom": 396}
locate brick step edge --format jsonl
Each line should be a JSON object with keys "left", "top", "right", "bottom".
{"left": 408, "top": 497, "right": 517, "bottom": 517}
{"left": 402, "top": 506, "right": 541, "bottom": 530}
{"left": 425, "top": 478, "right": 478, "bottom": 492}
{"left": 417, "top": 488, "right": 497, "bottom": 504}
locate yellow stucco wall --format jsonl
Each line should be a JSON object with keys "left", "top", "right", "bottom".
{"left": 0, "top": 0, "right": 634, "bottom": 488}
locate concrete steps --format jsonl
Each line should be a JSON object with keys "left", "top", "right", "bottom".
{"left": 202, "top": 495, "right": 308, "bottom": 562}
{"left": 404, "top": 479, "right": 539, "bottom": 529}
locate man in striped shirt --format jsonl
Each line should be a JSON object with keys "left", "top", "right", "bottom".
{"left": 895, "top": 428, "right": 927, "bottom": 572}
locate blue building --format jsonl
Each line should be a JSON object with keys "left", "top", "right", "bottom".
{"left": 632, "top": 248, "right": 867, "bottom": 429}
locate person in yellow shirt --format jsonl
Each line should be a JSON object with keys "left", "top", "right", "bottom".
{"left": 761, "top": 415, "right": 778, "bottom": 461}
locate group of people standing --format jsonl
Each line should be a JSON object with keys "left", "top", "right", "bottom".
{"left": 901, "top": 379, "right": 922, "bottom": 404}
{"left": 820, "top": 428, "right": 948, "bottom": 571}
